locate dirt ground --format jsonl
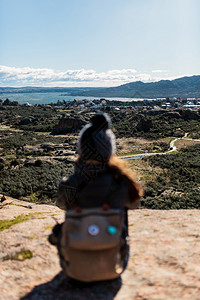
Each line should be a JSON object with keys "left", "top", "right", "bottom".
{"left": 0, "top": 198, "right": 199, "bottom": 300}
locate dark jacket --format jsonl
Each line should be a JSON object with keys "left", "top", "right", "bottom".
{"left": 57, "top": 159, "right": 140, "bottom": 211}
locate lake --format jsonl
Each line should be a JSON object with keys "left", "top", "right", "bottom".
{"left": 0, "top": 92, "right": 147, "bottom": 105}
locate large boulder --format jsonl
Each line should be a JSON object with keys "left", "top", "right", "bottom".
{"left": 18, "top": 117, "right": 38, "bottom": 126}
{"left": 0, "top": 200, "right": 200, "bottom": 300}
{"left": 51, "top": 117, "right": 86, "bottom": 135}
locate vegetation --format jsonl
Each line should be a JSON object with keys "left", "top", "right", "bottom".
{"left": 0, "top": 130, "right": 69, "bottom": 155}
{"left": 111, "top": 111, "right": 200, "bottom": 139}
{"left": 0, "top": 103, "right": 200, "bottom": 209}
{"left": 2, "top": 250, "right": 33, "bottom": 261}
{"left": 0, "top": 104, "right": 58, "bottom": 132}
{"left": 0, "top": 161, "right": 73, "bottom": 203}
{"left": 141, "top": 144, "right": 200, "bottom": 209}
{"left": 0, "top": 214, "right": 32, "bottom": 231}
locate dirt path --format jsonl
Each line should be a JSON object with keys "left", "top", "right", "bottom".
{"left": 121, "top": 136, "right": 200, "bottom": 160}
{"left": 0, "top": 198, "right": 200, "bottom": 300}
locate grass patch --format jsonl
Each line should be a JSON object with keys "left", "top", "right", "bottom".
{"left": 0, "top": 212, "right": 45, "bottom": 231}
{"left": 0, "top": 214, "right": 32, "bottom": 231}
{"left": 35, "top": 132, "right": 51, "bottom": 135}
{"left": 45, "top": 226, "right": 53, "bottom": 230}
{"left": 3, "top": 249, "right": 33, "bottom": 261}
{"left": 30, "top": 193, "right": 39, "bottom": 203}
{"left": 50, "top": 213, "right": 60, "bottom": 216}
{"left": 4, "top": 154, "right": 15, "bottom": 158}
{"left": 9, "top": 203, "right": 32, "bottom": 209}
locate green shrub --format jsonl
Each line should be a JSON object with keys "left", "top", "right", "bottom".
{"left": 10, "top": 159, "right": 20, "bottom": 167}
{"left": 0, "top": 161, "right": 73, "bottom": 203}
{"left": 35, "top": 159, "right": 42, "bottom": 167}
{"left": 0, "top": 163, "right": 5, "bottom": 171}
{"left": 142, "top": 144, "right": 200, "bottom": 209}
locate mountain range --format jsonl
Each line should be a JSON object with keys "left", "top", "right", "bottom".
{"left": 0, "top": 75, "right": 200, "bottom": 98}
{"left": 69, "top": 75, "right": 200, "bottom": 98}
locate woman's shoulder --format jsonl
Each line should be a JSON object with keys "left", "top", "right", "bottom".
{"left": 59, "top": 173, "right": 84, "bottom": 189}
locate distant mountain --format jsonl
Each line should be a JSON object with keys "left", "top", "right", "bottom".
{"left": 0, "top": 86, "right": 102, "bottom": 94}
{"left": 69, "top": 75, "right": 200, "bottom": 98}
{"left": 1, "top": 75, "right": 199, "bottom": 98}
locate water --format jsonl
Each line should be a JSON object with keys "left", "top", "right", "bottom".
{"left": 124, "top": 155, "right": 145, "bottom": 160}
{"left": 0, "top": 92, "right": 97, "bottom": 105}
{"left": 0, "top": 92, "right": 148, "bottom": 105}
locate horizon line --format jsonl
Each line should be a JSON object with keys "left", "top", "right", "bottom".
{"left": 0, "top": 74, "right": 199, "bottom": 89}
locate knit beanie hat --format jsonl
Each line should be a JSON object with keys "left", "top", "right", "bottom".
{"left": 78, "top": 113, "right": 116, "bottom": 162}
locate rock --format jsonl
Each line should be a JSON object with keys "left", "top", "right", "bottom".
{"left": 40, "top": 143, "right": 55, "bottom": 151}
{"left": 19, "top": 117, "right": 34, "bottom": 126}
{"left": 0, "top": 197, "right": 200, "bottom": 299}
{"left": 51, "top": 117, "right": 86, "bottom": 135}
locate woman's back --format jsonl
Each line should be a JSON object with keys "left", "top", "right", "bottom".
{"left": 50, "top": 113, "right": 143, "bottom": 282}
{"left": 57, "top": 160, "right": 132, "bottom": 210}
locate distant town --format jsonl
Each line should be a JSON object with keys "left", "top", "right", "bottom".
{"left": 1, "top": 96, "right": 200, "bottom": 112}
{"left": 58, "top": 97, "right": 200, "bottom": 112}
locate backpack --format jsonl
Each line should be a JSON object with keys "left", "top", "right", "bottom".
{"left": 50, "top": 179, "right": 129, "bottom": 282}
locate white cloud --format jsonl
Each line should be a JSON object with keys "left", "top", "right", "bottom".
{"left": 0, "top": 65, "right": 183, "bottom": 87}
{"left": 152, "top": 70, "right": 168, "bottom": 73}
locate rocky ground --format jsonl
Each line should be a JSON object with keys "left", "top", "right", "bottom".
{"left": 0, "top": 197, "right": 199, "bottom": 300}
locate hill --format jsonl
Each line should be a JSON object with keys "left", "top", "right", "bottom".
{"left": 1, "top": 75, "right": 200, "bottom": 99}
{"left": 0, "top": 197, "right": 199, "bottom": 299}
{"left": 70, "top": 75, "right": 200, "bottom": 98}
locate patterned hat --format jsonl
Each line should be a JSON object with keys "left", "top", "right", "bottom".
{"left": 78, "top": 113, "right": 116, "bottom": 162}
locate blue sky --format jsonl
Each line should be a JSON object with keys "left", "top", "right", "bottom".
{"left": 0, "top": 0, "right": 199, "bottom": 87}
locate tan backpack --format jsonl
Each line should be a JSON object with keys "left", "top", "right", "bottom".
{"left": 58, "top": 180, "right": 129, "bottom": 282}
